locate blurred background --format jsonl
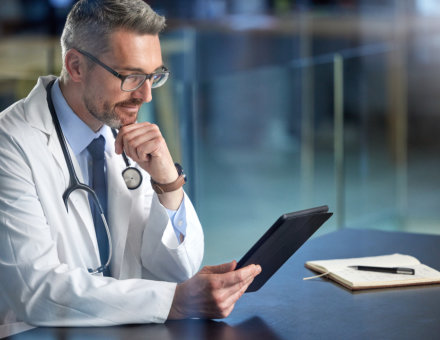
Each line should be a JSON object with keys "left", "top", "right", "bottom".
{"left": 1, "top": 0, "right": 439, "bottom": 265}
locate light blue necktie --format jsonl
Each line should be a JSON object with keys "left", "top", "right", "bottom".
{"left": 87, "top": 135, "right": 110, "bottom": 276}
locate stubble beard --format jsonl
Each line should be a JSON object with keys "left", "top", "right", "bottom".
{"left": 83, "top": 94, "right": 143, "bottom": 129}
{"left": 83, "top": 94, "right": 123, "bottom": 129}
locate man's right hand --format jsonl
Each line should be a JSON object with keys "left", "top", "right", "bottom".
{"left": 167, "top": 261, "right": 262, "bottom": 320}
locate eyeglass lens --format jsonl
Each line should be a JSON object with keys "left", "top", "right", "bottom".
{"left": 121, "top": 72, "right": 169, "bottom": 91}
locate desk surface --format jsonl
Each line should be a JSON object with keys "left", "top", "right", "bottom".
{"left": 9, "top": 229, "right": 440, "bottom": 340}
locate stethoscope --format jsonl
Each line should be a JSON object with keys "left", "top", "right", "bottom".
{"left": 110, "top": 129, "right": 143, "bottom": 190}
{"left": 46, "top": 79, "right": 143, "bottom": 274}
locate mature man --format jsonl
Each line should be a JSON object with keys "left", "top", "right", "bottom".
{"left": 0, "top": 0, "right": 260, "bottom": 326}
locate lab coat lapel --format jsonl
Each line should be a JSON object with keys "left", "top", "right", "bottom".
{"left": 25, "top": 76, "right": 101, "bottom": 261}
{"left": 106, "top": 152, "right": 133, "bottom": 278}
{"left": 48, "top": 133, "right": 99, "bottom": 254}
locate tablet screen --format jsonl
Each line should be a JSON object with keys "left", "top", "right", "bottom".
{"left": 236, "top": 205, "right": 332, "bottom": 292}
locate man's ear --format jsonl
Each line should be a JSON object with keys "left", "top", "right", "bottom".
{"left": 64, "top": 49, "right": 85, "bottom": 82}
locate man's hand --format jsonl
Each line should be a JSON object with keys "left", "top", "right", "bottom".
{"left": 114, "top": 122, "right": 183, "bottom": 209}
{"left": 114, "top": 122, "right": 177, "bottom": 182}
{"left": 168, "top": 261, "right": 262, "bottom": 320}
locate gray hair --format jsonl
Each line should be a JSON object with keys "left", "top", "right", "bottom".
{"left": 60, "top": 0, "right": 166, "bottom": 79}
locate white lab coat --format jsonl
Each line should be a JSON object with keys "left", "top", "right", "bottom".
{"left": 0, "top": 76, "right": 204, "bottom": 326}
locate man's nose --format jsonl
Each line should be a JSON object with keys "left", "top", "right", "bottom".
{"left": 132, "top": 79, "right": 153, "bottom": 103}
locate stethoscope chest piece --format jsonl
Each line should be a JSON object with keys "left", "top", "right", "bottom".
{"left": 111, "top": 128, "right": 144, "bottom": 191}
{"left": 122, "top": 166, "right": 142, "bottom": 190}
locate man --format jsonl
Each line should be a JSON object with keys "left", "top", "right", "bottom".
{"left": 0, "top": 0, "right": 261, "bottom": 326}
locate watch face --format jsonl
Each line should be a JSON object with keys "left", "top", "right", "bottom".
{"left": 174, "top": 162, "right": 187, "bottom": 183}
{"left": 122, "top": 167, "right": 142, "bottom": 190}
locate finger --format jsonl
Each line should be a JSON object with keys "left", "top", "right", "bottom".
{"left": 130, "top": 134, "right": 163, "bottom": 161}
{"left": 228, "top": 265, "right": 260, "bottom": 293}
{"left": 123, "top": 123, "right": 160, "bottom": 144}
{"left": 125, "top": 135, "right": 161, "bottom": 163}
{"left": 114, "top": 124, "right": 138, "bottom": 154}
{"left": 200, "top": 260, "right": 237, "bottom": 275}
{"left": 218, "top": 272, "right": 256, "bottom": 312}
{"left": 117, "top": 125, "right": 162, "bottom": 160}
{"left": 118, "top": 121, "right": 152, "bottom": 134}
{"left": 203, "top": 263, "right": 260, "bottom": 294}
{"left": 119, "top": 123, "right": 159, "bottom": 148}
{"left": 114, "top": 128, "right": 125, "bottom": 154}
{"left": 114, "top": 122, "right": 154, "bottom": 154}
{"left": 222, "top": 264, "right": 261, "bottom": 287}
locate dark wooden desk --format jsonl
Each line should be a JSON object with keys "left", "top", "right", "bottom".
{"left": 10, "top": 229, "right": 440, "bottom": 340}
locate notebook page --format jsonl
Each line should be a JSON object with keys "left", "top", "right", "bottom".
{"left": 330, "top": 264, "right": 440, "bottom": 286}
{"left": 307, "top": 253, "right": 421, "bottom": 273}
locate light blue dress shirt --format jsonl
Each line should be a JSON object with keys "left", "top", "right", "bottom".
{"left": 50, "top": 79, "right": 187, "bottom": 240}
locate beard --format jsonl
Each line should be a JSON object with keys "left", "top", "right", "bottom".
{"left": 83, "top": 93, "right": 143, "bottom": 129}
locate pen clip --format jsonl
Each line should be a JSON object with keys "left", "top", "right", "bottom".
{"left": 395, "top": 267, "right": 415, "bottom": 275}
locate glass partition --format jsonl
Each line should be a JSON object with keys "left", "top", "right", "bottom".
{"left": 161, "top": 27, "right": 414, "bottom": 265}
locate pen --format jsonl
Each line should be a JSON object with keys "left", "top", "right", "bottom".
{"left": 348, "top": 265, "right": 415, "bottom": 275}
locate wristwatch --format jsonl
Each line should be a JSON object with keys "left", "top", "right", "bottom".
{"left": 150, "top": 163, "right": 187, "bottom": 194}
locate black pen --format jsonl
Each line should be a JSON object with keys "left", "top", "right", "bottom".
{"left": 348, "top": 265, "right": 415, "bottom": 275}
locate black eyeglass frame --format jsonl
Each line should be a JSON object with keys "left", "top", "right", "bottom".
{"left": 75, "top": 48, "right": 170, "bottom": 92}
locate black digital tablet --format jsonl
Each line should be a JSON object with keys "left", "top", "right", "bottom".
{"left": 236, "top": 205, "right": 333, "bottom": 292}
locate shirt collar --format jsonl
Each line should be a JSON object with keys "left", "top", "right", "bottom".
{"left": 51, "top": 78, "right": 110, "bottom": 155}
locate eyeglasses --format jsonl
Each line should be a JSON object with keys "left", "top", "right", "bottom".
{"left": 76, "top": 48, "right": 170, "bottom": 92}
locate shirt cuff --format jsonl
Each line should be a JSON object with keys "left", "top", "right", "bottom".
{"left": 165, "top": 196, "right": 187, "bottom": 242}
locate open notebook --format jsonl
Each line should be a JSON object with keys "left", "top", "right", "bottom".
{"left": 305, "top": 253, "right": 440, "bottom": 290}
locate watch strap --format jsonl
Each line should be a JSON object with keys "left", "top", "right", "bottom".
{"left": 150, "top": 163, "right": 186, "bottom": 194}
